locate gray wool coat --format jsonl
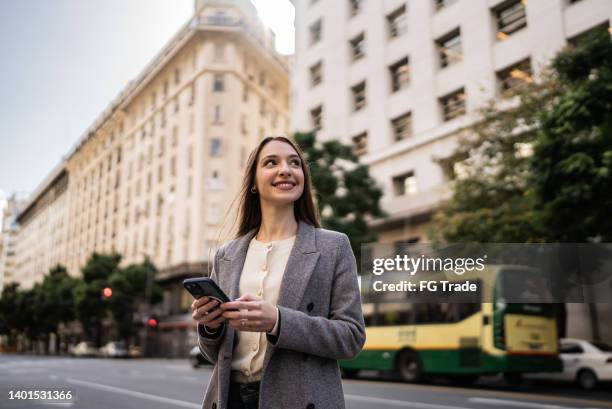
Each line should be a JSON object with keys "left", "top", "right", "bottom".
{"left": 197, "top": 221, "right": 366, "bottom": 409}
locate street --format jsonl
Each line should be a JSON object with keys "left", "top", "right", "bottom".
{"left": 0, "top": 355, "right": 610, "bottom": 409}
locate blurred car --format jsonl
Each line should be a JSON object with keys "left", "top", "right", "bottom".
{"left": 190, "top": 346, "right": 211, "bottom": 368}
{"left": 526, "top": 338, "right": 612, "bottom": 389}
{"left": 129, "top": 345, "right": 142, "bottom": 358}
{"left": 100, "top": 341, "right": 129, "bottom": 358}
{"left": 71, "top": 342, "right": 99, "bottom": 358}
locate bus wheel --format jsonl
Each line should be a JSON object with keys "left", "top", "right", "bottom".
{"left": 396, "top": 351, "right": 423, "bottom": 383}
{"left": 576, "top": 369, "right": 598, "bottom": 390}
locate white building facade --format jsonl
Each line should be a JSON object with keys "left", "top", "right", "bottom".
{"left": 292, "top": 0, "right": 612, "bottom": 242}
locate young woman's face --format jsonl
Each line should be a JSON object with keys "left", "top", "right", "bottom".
{"left": 255, "top": 140, "right": 305, "bottom": 207}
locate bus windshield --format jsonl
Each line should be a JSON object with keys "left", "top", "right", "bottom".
{"left": 496, "top": 268, "right": 553, "bottom": 303}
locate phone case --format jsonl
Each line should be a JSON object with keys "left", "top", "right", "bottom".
{"left": 182, "top": 277, "right": 230, "bottom": 303}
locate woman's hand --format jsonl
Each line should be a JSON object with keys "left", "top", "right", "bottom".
{"left": 220, "top": 294, "right": 277, "bottom": 332}
{"left": 191, "top": 296, "right": 225, "bottom": 329}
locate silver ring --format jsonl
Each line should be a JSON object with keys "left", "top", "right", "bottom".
{"left": 240, "top": 319, "right": 247, "bottom": 326}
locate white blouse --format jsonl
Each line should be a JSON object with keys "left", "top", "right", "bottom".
{"left": 231, "top": 235, "right": 296, "bottom": 383}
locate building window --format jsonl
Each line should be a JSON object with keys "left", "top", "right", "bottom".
{"left": 387, "top": 5, "right": 407, "bottom": 38}
{"left": 391, "top": 112, "right": 412, "bottom": 141}
{"left": 494, "top": 0, "right": 527, "bottom": 41}
{"left": 352, "top": 132, "right": 367, "bottom": 156}
{"left": 350, "top": 32, "right": 365, "bottom": 61}
{"left": 349, "top": 0, "right": 362, "bottom": 16}
{"left": 310, "top": 19, "right": 322, "bottom": 46}
{"left": 213, "top": 74, "right": 224, "bottom": 92}
{"left": 436, "top": 28, "right": 462, "bottom": 68}
{"left": 213, "top": 105, "right": 222, "bottom": 124}
{"left": 187, "top": 145, "right": 194, "bottom": 168}
{"left": 351, "top": 81, "right": 366, "bottom": 112}
{"left": 210, "top": 138, "right": 222, "bottom": 157}
{"left": 243, "top": 84, "right": 249, "bottom": 102}
{"left": 163, "top": 80, "right": 169, "bottom": 99}
{"left": 188, "top": 83, "right": 195, "bottom": 106}
{"left": 170, "top": 156, "right": 177, "bottom": 177}
{"left": 310, "top": 61, "right": 323, "bottom": 87}
{"left": 393, "top": 171, "right": 418, "bottom": 196}
{"left": 214, "top": 42, "right": 225, "bottom": 61}
{"left": 160, "top": 109, "right": 166, "bottom": 128}
{"left": 568, "top": 22, "right": 610, "bottom": 48}
{"left": 497, "top": 58, "right": 533, "bottom": 97}
{"left": 434, "top": 0, "right": 458, "bottom": 11}
{"left": 440, "top": 88, "right": 466, "bottom": 121}
{"left": 174, "top": 68, "right": 181, "bottom": 85}
{"left": 310, "top": 105, "right": 323, "bottom": 131}
{"left": 389, "top": 57, "right": 410, "bottom": 92}
{"left": 174, "top": 96, "right": 179, "bottom": 113}
{"left": 240, "top": 115, "right": 247, "bottom": 135}
{"left": 172, "top": 126, "right": 178, "bottom": 146}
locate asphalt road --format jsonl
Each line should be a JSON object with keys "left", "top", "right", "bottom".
{"left": 0, "top": 355, "right": 610, "bottom": 409}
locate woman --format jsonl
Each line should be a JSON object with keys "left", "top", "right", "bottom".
{"left": 191, "top": 136, "right": 365, "bottom": 409}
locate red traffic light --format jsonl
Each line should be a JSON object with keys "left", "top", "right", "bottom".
{"left": 148, "top": 318, "right": 158, "bottom": 328}
{"left": 103, "top": 287, "right": 113, "bottom": 298}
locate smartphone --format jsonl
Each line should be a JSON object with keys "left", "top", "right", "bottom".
{"left": 183, "top": 277, "right": 230, "bottom": 303}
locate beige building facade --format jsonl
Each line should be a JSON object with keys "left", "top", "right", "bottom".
{"left": 12, "top": 0, "right": 289, "bottom": 355}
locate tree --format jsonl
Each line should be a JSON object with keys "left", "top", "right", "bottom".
{"left": 295, "top": 132, "right": 386, "bottom": 270}
{"left": 0, "top": 283, "right": 23, "bottom": 348}
{"left": 107, "top": 257, "right": 163, "bottom": 347}
{"left": 74, "top": 253, "right": 121, "bottom": 346}
{"left": 432, "top": 30, "right": 612, "bottom": 244}
{"left": 431, "top": 70, "right": 558, "bottom": 243}
{"left": 36, "top": 265, "right": 78, "bottom": 352}
{"left": 531, "top": 30, "right": 612, "bottom": 241}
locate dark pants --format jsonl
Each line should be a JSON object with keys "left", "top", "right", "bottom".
{"left": 228, "top": 381, "right": 260, "bottom": 409}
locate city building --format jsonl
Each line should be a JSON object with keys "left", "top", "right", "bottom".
{"left": 13, "top": 0, "right": 289, "bottom": 356}
{"left": 0, "top": 194, "right": 27, "bottom": 293}
{"left": 291, "top": 0, "right": 612, "bottom": 341}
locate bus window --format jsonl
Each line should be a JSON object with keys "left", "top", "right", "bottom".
{"left": 497, "top": 268, "right": 552, "bottom": 303}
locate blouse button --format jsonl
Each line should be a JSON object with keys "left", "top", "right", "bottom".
{"left": 252, "top": 343, "right": 258, "bottom": 351}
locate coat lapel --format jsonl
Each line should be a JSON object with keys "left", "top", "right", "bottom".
{"left": 276, "top": 221, "right": 320, "bottom": 310}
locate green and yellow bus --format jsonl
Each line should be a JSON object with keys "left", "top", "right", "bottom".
{"left": 340, "top": 265, "right": 562, "bottom": 383}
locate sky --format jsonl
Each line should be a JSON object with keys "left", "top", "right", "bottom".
{"left": 0, "top": 0, "right": 294, "bottom": 214}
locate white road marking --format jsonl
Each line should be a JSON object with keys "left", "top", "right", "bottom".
{"left": 65, "top": 378, "right": 201, "bottom": 408}
{"left": 469, "top": 397, "right": 602, "bottom": 409}
{"left": 345, "top": 394, "right": 471, "bottom": 409}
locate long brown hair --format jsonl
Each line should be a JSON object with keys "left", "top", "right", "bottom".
{"left": 235, "top": 136, "right": 320, "bottom": 237}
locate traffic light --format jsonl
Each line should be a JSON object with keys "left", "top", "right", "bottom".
{"left": 147, "top": 318, "right": 158, "bottom": 328}
{"left": 102, "top": 287, "right": 113, "bottom": 299}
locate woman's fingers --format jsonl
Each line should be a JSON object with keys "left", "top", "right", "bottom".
{"left": 192, "top": 300, "right": 220, "bottom": 321}
{"left": 191, "top": 296, "right": 210, "bottom": 310}
{"left": 222, "top": 308, "right": 263, "bottom": 320}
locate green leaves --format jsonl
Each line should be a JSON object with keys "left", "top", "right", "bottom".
{"left": 434, "top": 27, "right": 612, "bottom": 243}
{"left": 295, "top": 132, "right": 385, "bottom": 272}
